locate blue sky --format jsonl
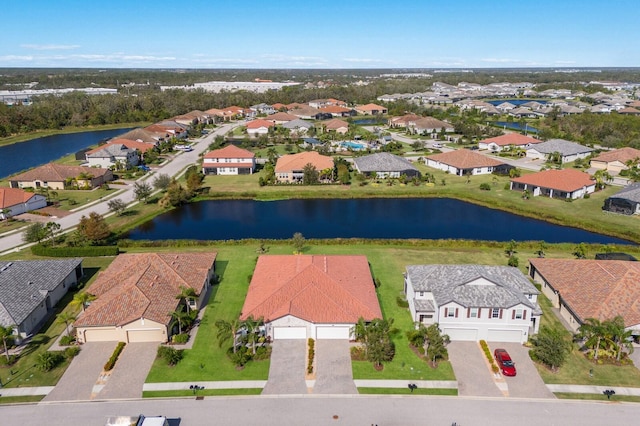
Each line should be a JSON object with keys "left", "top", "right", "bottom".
{"left": 1, "top": 0, "right": 637, "bottom": 69}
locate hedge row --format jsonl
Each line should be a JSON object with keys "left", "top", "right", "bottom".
{"left": 31, "top": 244, "right": 119, "bottom": 257}
{"left": 104, "top": 342, "right": 126, "bottom": 371}
{"left": 307, "top": 338, "right": 315, "bottom": 374}
{"left": 479, "top": 340, "right": 500, "bottom": 374}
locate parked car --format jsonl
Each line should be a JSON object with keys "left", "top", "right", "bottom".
{"left": 432, "top": 143, "right": 443, "bottom": 148}
{"left": 494, "top": 348, "right": 516, "bottom": 376}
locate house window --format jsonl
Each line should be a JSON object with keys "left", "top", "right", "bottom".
{"left": 419, "top": 314, "right": 433, "bottom": 322}
{"left": 418, "top": 291, "right": 424, "bottom": 297}
{"left": 447, "top": 308, "right": 455, "bottom": 318}
{"left": 514, "top": 309, "right": 523, "bottom": 320}
{"left": 492, "top": 308, "right": 500, "bottom": 318}
{"left": 469, "top": 308, "right": 478, "bottom": 318}
{"left": 527, "top": 294, "right": 533, "bottom": 299}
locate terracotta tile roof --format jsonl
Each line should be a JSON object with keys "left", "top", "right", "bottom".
{"left": 591, "top": 147, "right": 640, "bottom": 164}
{"left": 275, "top": 151, "right": 334, "bottom": 173}
{"left": 324, "top": 118, "right": 349, "bottom": 130}
{"left": 530, "top": 258, "right": 640, "bottom": 326}
{"left": 205, "top": 108, "right": 225, "bottom": 116}
{"left": 86, "top": 139, "right": 156, "bottom": 155}
{"left": 289, "top": 106, "right": 321, "bottom": 118}
{"left": 411, "top": 117, "right": 452, "bottom": 130}
{"left": 511, "top": 169, "right": 594, "bottom": 192}
{"left": 223, "top": 106, "right": 245, "bottom": 114}
{"left": 266, "top": 112, "right": 298, "bottom": 122}
{"left": 319, "top": 105, "right": 352, "bottom": 114}
{"left": 427, "top": 150, "right": 505, "bottom": 169}
{"left": 619, "top": 107, "right": 640, "bottom": 115}
{"left": 480, "top": 133, "right": 541, "bottom": 147}
{"left": 246, "top": 119, "right": 275, "bottom": 129}
{"left": 240, "top": 255, "right": 382, "bottom": 323}
{"left": 118, "top": 128, "right": 162, "bottom": 143}
{"left": 10, "top": 163, "right": 110, "bottom": 182}
{"left": 271, "top": 103, "right": 286, "bottom": 110}
{"left": 75, "top": 253, "right": 216, "bottom": 327}
{"left": 145, "top": 124, "right": 185, "bottom": 135}
{"left": 390, "top": 114, "right": 421, "bottom": 125}
{"left": 286, "top": 102, "right": 305, "bottom": 110}
{"left": 204, "top": 144, "right": 255, "bottom": 159}
{"left": 356, "top": 103, "right": 387, "bottom": 112}
{"left": 0, "top": 188, "right": 38, "bottom": 208}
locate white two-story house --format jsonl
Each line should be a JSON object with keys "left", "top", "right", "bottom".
{"left": 202, "top": 144, "right": 256, "bottom": 175}
{"left": 404, "top": 264, "right": 541, "bottom": 343}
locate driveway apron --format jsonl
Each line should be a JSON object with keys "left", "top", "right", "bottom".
{"left": 44, "top": 342, "right": 116, "bottom": 402}
{"left": 97, "top": 342, "right": 159, "bottom": 399}
{"left": 493, "top": 342, "right": 554, "bottom": 399}
{"left": 262, "top": 340, "right": 308, "bottom": 395}
{"left": 313, "top": 340, "right": 357, "bottom": 394}
{"left": 447, "top": 341, "right": 503, "bottom": 397}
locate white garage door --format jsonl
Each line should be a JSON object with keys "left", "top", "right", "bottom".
{"left": 316, "top": 326, "right": 351, "bottom": 339}
{"left": 273, "top": 327, "right": 307, "bottom": 340}
{"left": 127, "top": 329, "right": 164, "bottom": 343}
{"left": 487, "top": 329, "right": 522, "bottom": 343}
{"left": 443, "top": 328, "right": 478, "bottom": 341}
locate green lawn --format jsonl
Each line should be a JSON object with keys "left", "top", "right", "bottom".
{"left": 554, "top": 393, "right": 640, "bottom": 403}
{"left": 358, "top": 387, "right": 457, "bottom": 395}
{"left": 143, "top": 388, "right": 262, "bottom": 398}
{"left": 0, "top": 395, "right": 45, "bottom": 404}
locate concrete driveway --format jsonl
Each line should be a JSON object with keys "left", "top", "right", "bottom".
{"left": 262, "top": 340, "right": 308, "bottom": 395}
{"left": 313, "top": 340, "right": 357, "bottom": 394}
{"left": 97, "top": 342, "right": 159, "bottom": 399}
{"left": 491, "top": 342, "right": 554, "bottom": 399}
{"left": 447, "top": 341, "right": 502, "bottom": 397}
{"left": 44, "top": 341, "right": 116, "bottom": 402}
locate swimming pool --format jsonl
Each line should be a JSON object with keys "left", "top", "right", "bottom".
{"left": 340, "top": 141, "right": 367, "bottom": 150}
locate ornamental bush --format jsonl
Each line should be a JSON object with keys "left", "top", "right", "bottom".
{"left": 104, "top": 342, "right": 126, "bottom": 371}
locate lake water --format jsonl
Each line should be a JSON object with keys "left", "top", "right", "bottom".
{"left": 0, "top": 127, "right": 134, "bottom": 178}
{"left": 487, "top": 99, "right": 548, "bottom": 106}
{"left": 125, "top": 198, "right": 629, "bottom": 244}
{"left": 494, "top": 121, "right": 538, "bottom": 134}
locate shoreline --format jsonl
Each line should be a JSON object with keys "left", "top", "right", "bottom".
{"left": 0, "top": 122, "right": 149, "bottom": 147}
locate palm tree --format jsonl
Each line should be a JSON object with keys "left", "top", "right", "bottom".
{"left": 593, "top": 170, "right": 613, "bottom": 190}
{"left": 215, "top": 319, "right": 242, "bottom": 353}
{"left": 1, "top": 208, "right": 12, "bottom": 224}
{"left": 607, "top": 316, "right": 635, "bottom": 362}
{"left": 577, "top": 318, "right": 606, "bottom": 360}
{"left": 243, "top": 316, "right": 264, "bottom": 355}
{"left": 56, "top": 312, "right": 77, "bottom": 336}
{"left": 169, "top": 310, "right": 190, "bottom": 335}
{"left": 176, "top": 286, "right": 197, "bottom": 313}
{"left": 0, "top": 325, "right": 14, "bottom": 362}
{"left": 71, "top": 292, "right": 96, "bottom": 313}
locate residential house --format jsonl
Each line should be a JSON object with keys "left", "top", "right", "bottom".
{"left": 173, "top": 110, "right": 208, "bottom": 126}
{"left": 250, "top": 103, "right": 276, "bottom": 115}
{"left": 510, "top": 169, "right": 595, "bottom": 199}
{"left": 240, "top": 255, "right": 382, "bottom": 340}
{"left": 117, "top": 128, "right": 164, "bottom": 144}
{"left": 85, "top": 143, "right": 139, "bottom": 168}
{"left": 353, "top": 153, "right": 421, "bottom": 179}
{"left": 308, "top": 98, "right": 347, "bottom": 109}
{"left": 319, "top": 105, "right": 355, "bottom": 117}
{"left": 426, "top": 150, "right": 509, "bottom": 176}
{"left": 603, "top": 183, "right": 640, "bottom": 215}
{"left": 265, "top": 112, "right": 298, "bottom": 125}
{"left": 9, "top": 163, "right": 113, "bottom": 190}
{"left": 355, "top": 103, "right": 388, "bottom": 115}
{"left": 323, "top": 118, "right": 350, "bottom": 134}
{"left": 275, "top": 151, "right": 334, "bottom": 183}
{"left": 282, "top": 119, "right": 313, "bottom": 135}
{"left": 0, "top": 188, "right": 47, "bottom": 219}
{"left": 404, "top": 264, "right": 541, "bottom": 343}
{"left": 202, "top": 145, "right": 256, "bottom": 175}
{"left": 0, "top": 259, "right": 83, "bottom": 338}
{"left": 145, "top": 121, "right": 188, "bottom": 139}
{"left": 302, "top": 138, "right": 324, "bottom": 149}
{"left": 245, "top": 119, "right": 275, "bottom": 136}
{"left": 288, "top": 106, "right": 322, "bottom": 120}
{"left": 409, "top": 117, "right": 454, "bottom": 136}
{"left": 618, "top": 107, "right": 640, "bottom": 116}
{"left": 590, "top": 147, "right": 640, "bottom": 174}
{"left": 389, "top": 114, "right": 422, "bottom": 128}
{"left": 529, "top": 258, "right": 640, "bottom": 334}
{"left": 525, "top": 139, "right": 594, "bottom": 163}
{"left": 478, "top": 133, "right": 540, "bottom": 152}
{"left": 75, "top": 253, "right": 217, "bottom": 343}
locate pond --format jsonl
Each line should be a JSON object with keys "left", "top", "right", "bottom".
{"left": 0, "top": 127, "right": 134, "bottom": 179}
{"left": 124, "top": 198, "right": 629, "bottom": 244}
{"left": 494, "top": 121, "right": 538, "bottom": 134}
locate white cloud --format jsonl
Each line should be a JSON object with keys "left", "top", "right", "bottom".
{"left": 480, "top": 58, "right": 522, "bottom": 63}
{"left": 20, "top": 44, "right": 80, "bottom": 50}
{"left": 0, "top": 55, "right": 35, "bottom": 62}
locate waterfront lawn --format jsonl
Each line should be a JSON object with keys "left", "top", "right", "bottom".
{"left": 54, "top": 187, "right": 116, "bottom": 210}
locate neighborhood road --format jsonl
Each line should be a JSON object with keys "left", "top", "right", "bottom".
{"left": 9, "top": 395, "right": 640, "bottom": 426}
{"left": 0, "top": 123, "right": 236, "bottom": 256}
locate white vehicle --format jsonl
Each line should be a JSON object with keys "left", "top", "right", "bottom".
{"left": 432, "top": 143, "right": 443, "bottom": 148}
{"left": 105, "top": 415, "right": 169, "bottom": 426}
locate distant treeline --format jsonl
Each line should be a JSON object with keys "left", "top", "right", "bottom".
{"left": 538, "top": 111, "right": 640, "bottom": 148}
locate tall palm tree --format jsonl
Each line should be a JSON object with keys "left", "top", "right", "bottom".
{"left": 0, "top": 325, "right": 14, "bottom": 362}
{"left": 56, "top": 312, "right": 77, "bottom": 336}
{"left": 215, "top": 319, "right": 242, "bottom": 353}
{"left": 176, "top": 286, "right": 197, "bottom": 313}
{"left": 169, "top": 310, "right": 190, "bottom": 335}
{"left": 243, "top": 316, "right": 263, "bottom": 355}
{"left": 71, "top": 292, "right": 96, "bottom": 313}
{"left": 607, "top": 316, "right": 635, "bottom": 362}
{"left": 577, "top": 318, "right": 606, "bottom": 360}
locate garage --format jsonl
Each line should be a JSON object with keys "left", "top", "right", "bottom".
{"left": 486, "top": 329, "right": 523, "bottom": 343}
{"left": 273, "top": 326, "right": 307, "bottom": 340}
{"left": 316, "top": 326, "right": 351, "bottom": 340}
{"left": 126, "top": 329, "right": 165, "bottom": 343}
{"left": 442, "top": 328, "right": 478, "bottom": 341}
{"left": 80, "top": 328, "right": 121, "bottom": 343}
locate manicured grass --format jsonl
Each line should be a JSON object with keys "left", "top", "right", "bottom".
{"left": 0, "top": 256, "right": 115, "bottom": 388}
{"left": 53, "top": 187, "right": 117, "bottom": 211}
{"left": 143, "top": 388, "right": 262, "bottom": 398}
{"left": 358, "top": 387, "right": 457, "bottom": 396}
{"left": 0, "top": 122, "right": 149, "bottom": 147}
{"left": 554, "top": 393, "right": 640, "bottom": 403}
{"left": 0, "top": 395, "right": 45, "bottom": 404}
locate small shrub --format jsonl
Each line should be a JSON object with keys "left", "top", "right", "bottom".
{"left": 59, "top": 335, "right": 76, "bottom": 346}
{"left": 36, "top": 351, "right": 64, "bottom": 372}
{"left": 104, "top": 341, "right": 126, "bottom": 371}
{"left": 396, "top": 296, "right": 409, "bottom": 308}
{"left": 171, "top": 333, "right": 189, "bottom": 344}
{"left": 479, "top": 183, "right": 491, "bottom": 191}
{"left": 507, "top": 255, "right": 519, "bottom": 267}
{"left": 0, "top": 354, "right": 19, "bottom": 366}
{"left": 157, "top": 345, "right": 185, "bottom": 366}
{"left": 253, "top": 345, "right": 271, "bottom": 361}
{"left": 350, "top": 346, "right": 366, "bottom": 361}
{"left": 64, "top": 346, "right": 81, "bottom": 359}
{"left": 227, "top": 346, "right": 250, "bottom": 367}
{"left": 584, "top": 193, "right": 590, "bottom": 199}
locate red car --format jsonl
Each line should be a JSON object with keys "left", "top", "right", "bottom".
{"left": 494, "top": 348, "right": 517, "bottom": 376}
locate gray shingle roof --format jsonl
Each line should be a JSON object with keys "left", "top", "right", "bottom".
{"left": 406, "top": 264, "right": 539, "bottom": 310}
{"left": 86, "top": 144, "right": 134, "bottom": 158}
{"left": 282, "top": 119, "right": 313, "bottom": 129}
{"left": 354, "top": 153, "right": 419, "bottom": 173}
{"left": 0, "top": 259, "right": 82, "bottom": 328}
{"left": 529, "top": 139, "right": 593, "bottom": 156}
{"left": 415, "top": 299, "right": 435, "bottom": 312}
{"left": 609, "top": 182, "right": 640, "bottom": 203}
